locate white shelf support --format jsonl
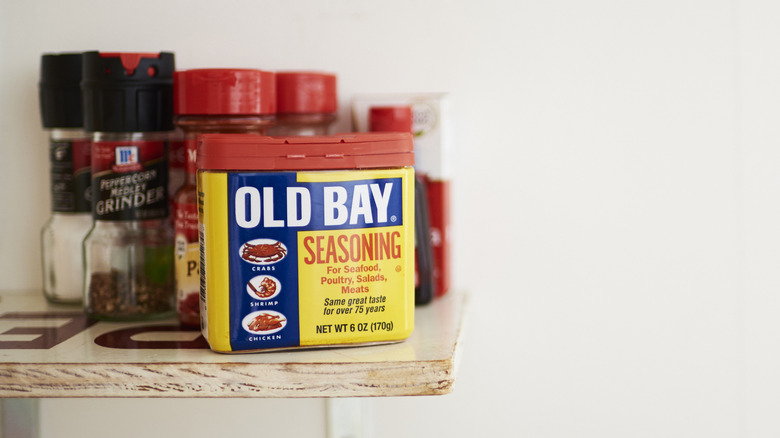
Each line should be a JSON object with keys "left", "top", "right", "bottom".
{"left": 327, "top": 398, "right": 369, "bottom": 438}
{"left": 1, "top": 399, "right": 39, "bottom": 438}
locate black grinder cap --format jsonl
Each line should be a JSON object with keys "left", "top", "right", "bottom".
{"left": 39, "top": 52, "right": 84, "bottom": 129}
{"left": 81, "top": 51, "right": 175, "bottom": 132}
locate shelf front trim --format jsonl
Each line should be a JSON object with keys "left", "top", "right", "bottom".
{"left": 0, "top": 291, "right": 466, "bottom": 398}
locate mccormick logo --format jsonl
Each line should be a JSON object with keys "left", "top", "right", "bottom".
{"left": 112, "top": 146, "right": 142, "bottom": 173}
{"left": 116, "top": 146, "right": 138, "bottom": 165}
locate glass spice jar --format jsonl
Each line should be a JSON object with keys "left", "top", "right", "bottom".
{"left": 268, "top": 72, "right": 337, "bottom": 136}
{"left": 81, "top": 52, "right": 176, "bottom": 320}
{"left": 39, "top": 52, "right": 92, "bottom": 304}
{"left": 173, "top": 68, "right": 276, "bottom": 327}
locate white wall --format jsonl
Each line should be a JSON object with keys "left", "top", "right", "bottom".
{"left": 3, "top": 0, "right": 780, "bottom": 436}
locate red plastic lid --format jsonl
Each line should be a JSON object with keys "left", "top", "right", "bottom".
{"left": 198, "top": 132, "right": 414, "bottom": 171}
{"left": 369, "top": 106, "right": 413, "bottom": 133}
{"left": 174, "top": 69, "right": 276, "bottom": 115}
{"left": 276, "top": 72, "right": 337, "bottom": 115}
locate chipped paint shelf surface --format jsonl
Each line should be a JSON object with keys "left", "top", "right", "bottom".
{"left": 0, "top": 290, "right": 466, "bottom": 398}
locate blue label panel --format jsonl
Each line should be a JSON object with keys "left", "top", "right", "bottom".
{"left": 227, "top": 172, "right": 404, "bottom": 351}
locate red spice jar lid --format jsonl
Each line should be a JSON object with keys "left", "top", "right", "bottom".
{"left": 174, "top": 69, "right": 276, "bottom": 115}
{"left": 276, "top": 72, "right": 337, "bottom": 115}
{"left": 198, "top": 132, "right": 414, "bottom": 171}
{"left": 369, "top": 106, "right": 413, "bottom": 133}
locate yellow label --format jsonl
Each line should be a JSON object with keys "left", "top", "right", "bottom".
{"left": 198, "top": 171, "right": 232, "bottom": 352}
{"left": 297, "top": 226, "right": 412, "bottom": 345}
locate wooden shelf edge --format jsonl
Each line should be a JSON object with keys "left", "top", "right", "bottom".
{"left": 0, "top": 357, "right": 456, "bottom": 398}
{"left": 0, "top": 290, "right": 468, "bottom": 398}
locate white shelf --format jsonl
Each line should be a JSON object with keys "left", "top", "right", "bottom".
{"left": 0, "top": 290, "right": 467, "bottom": 398}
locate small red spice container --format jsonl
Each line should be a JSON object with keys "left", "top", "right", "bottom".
{"left": 172, "top": 68, "right": 276, "bottom": 327}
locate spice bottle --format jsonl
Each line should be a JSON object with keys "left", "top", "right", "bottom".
{"left": 39, "top": 53, "right": 92, "bottom": 304}
{"left": 268, "top": 72, "right": 337, "bottom": 136}
{"left": 173, "top": 68, "right": 276, "bottom": 327}
{"left": 81, "top": 52, "right": 176, "bottom": 320}
{"left": 197, "top": 133, "right": 416, "bottom": 353}
{"left": 369, "top": 106, "right": 435, "bottom": 305}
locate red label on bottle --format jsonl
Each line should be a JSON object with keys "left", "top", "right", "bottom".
{"left": 174, "top": 201, "right": 199, "bottom": 243}
{"left": 424, "top": 178, "right": 451, "bottom": 297}
{"left": 184, "top": 138, "right": 198, "bottom": 175}
{"left": 170, "top": 138, "right": 186, "bottom": 170}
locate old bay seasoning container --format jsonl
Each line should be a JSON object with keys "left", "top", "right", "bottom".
{"left": 198, "top": 133, "right": 415, "bottom": 353}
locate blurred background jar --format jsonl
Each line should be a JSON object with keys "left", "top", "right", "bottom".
{"left": 81, "top": 51, "right": 177, "bottom": 320}
{"left": 268, "top": 72, "right": 337, "bottom": 136}
{"left": 369, "top": 105, "right": 435, "bottom": 305}
{"left": 39, "top": 52, "right": 92, "bottom": 304}
{"left": 172, "top": 68, "right": 276, "bottom": 327}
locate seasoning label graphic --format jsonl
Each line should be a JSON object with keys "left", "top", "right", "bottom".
{"left": 199, "top": 168, "right": 415, "bottom": 352}
{"left": 247, "top": 275, "right": 280, "bottom": 299}
{"left": 240, "top": 239, "right": 288, "bottom": 264}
